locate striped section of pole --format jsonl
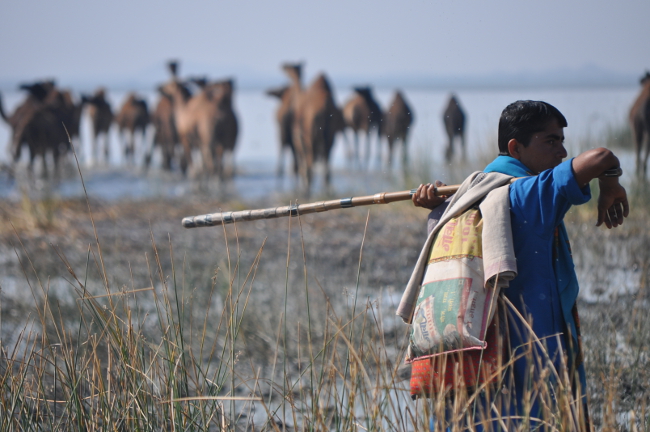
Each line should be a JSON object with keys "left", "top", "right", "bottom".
{"left": 182, "top": 184, "right": 459, "bottom": 228}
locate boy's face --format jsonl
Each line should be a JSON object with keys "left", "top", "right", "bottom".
{"left": 513, "top": 118, "right": 567, "bottom": 174}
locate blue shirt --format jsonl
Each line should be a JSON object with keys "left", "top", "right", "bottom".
{"left": 484, "top": 155, "right": 591, "bottom": 417}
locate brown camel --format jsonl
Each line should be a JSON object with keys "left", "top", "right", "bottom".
{"left": 442, "top": 94, "right": 466, "bottom": 162}
{"left": 114, "top": 93, "right": 150, "bottom": 164}
{"left": 342, "top": 86, "right": 383, "bottom": 168}
{"left": 0, "top": 81, "right": 82, "bottom": 177}
{"left": 292, "top": 73, "right": 344, "bottom": 192}
{"left": 0, "top": 89, "right": 69, "bottom": 178}
{"left": 630, "top": 71, "right": 650, "bottom": 178}
{"left": 266, "top": 63, "right": 303, "bottom": 178}
{"left": 83, "top": 88, "right": 114, "bottom": 164}
{"left": 11, "top": 81, "right": 82, "bottom": 150}
{"left": 383, "top": 90, "right": 414, "bottom": 169}
{"left": 149, "top": 60, "right": 185, "bottom": 171}
{"left": 267, "top": 85, "right": 299, "bottom": 176}
{"left": 160, "top": 78, "right": 237, "bottom": 179}
{"left": 206, "top": 78, "right": 238, "bottom": 178}
{"left": 57, "top": 89, "right": 84, "bottom": 146}
{"left": 6, "top": 81, "right": 57, "bottom": 131}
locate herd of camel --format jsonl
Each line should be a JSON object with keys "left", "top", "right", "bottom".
{"left": 267, "top": 62, "right": 467, "bottom": 191}
{"left": 1, "top": 61, "right": 648, "bottom": 191}
{"left": 0, "top": 61, "right": 238, "bottom": 182}
{"left": 0, "top": 60, "right": 468, "bottom": 193}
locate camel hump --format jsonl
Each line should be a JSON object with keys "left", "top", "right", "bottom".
{"left": 312, "top": 74, "right": 333, "bottom": 93}
{"left": 353, "top": 86, "right": 373, "bottom": 100}
{"left": 189, "top": 76, "right": 208, "bottom": 89}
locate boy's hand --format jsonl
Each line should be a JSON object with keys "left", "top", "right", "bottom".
{"left": 412, "top": 181, "right": 448, "bottom": 210}
{"left": 597, "top": 177, "right": 629, "bottom": 228}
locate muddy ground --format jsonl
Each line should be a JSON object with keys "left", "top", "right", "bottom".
{"left": 1, "top": 189, "right": 649, "bottom": 428}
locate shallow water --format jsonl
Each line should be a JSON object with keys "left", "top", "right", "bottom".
{"left": 0, "top": 86, "right": 639, "bottom": 202}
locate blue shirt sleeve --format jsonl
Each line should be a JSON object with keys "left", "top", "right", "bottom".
{"left": 509, "top": 158, "right": 591, "bottom": 239}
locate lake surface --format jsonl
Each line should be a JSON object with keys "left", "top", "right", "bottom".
{"left": 0, "top": 85, "right": 639, "bottom": 201}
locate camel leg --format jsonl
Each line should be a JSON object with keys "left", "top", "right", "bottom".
{"left": 375, "top": 131, "right": 383, "bottom": 169}
{"left": 301, "top": 144, "right": 313, "bottom": 194}
{"left": 162, "top": 143, "right": 174, "bottom": 171}
{"left": 124, "top": 131, "right": 135, "bottom": 165}
{"left": 445, "top": 135, "right": 453, "bottom": 162}
{"left": 213, "top": 145, "right": 225, "bottom": 180}
{"left": 199, "top": 143, "right": 215, "bottom": 178}
{"left": 276, "top": 145, "right": 285, "bottom": 177}
{"left": 461, "top": 133, "right": 467, "bottom": 161}
{"left": 341, "top": 130, "right": 353, "bottom": 168}
{"left": 37, "top": 150, "right": 47, "bottom": 179}
{"left": 179, "top": 136, "right": 193, "bottom": 177}
{"left": 20, "top": 146, "right": 34, "bottom": 180}
{"left": 290, "top": 144, "right": 299, "bottom": 178}
{"left": 100, "top": 133, "right": 108, "bottom": 165}
{"left": 641, "top": 133, "right": 650, "bottom": 180}
{"left": 90, "top": 134, "right": 97, "bottom": 165}
{"left": 52, "top": 146, "right": 61, "bottom": 182}
{"left": 364, "top": 131, "right": 372, "bottom": 170}
{"left": 402, "top": 135, "right": 410, "bottom": 169}
{"left": 143, "top": 132, "right": 157, "bottom": 171}
{"left": 353, "top": 132, "right": 361, "bottom": 169}
{"left": 634, "top": 122, "right": 644, "bottom": 177}
{"left": 228, "top": 150, "right": 236, "bottom": 178}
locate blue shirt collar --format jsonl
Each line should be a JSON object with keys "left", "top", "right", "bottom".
{"left": 484, "top": 155, "right": 532, "bottom": 177}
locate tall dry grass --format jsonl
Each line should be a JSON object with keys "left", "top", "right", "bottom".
{"left": 1, "top": 122, "right": 649, "bottom": 430}
{"left": 3, "top": 195, "right": 644, "bottom": 431}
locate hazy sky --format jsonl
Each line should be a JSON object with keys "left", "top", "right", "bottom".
{"left": 1, "top": 0, "right": 648, "bottom": 86}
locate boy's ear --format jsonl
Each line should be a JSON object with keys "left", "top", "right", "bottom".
{"left": 507, "top": 139, "right": 522, "bottom": 160}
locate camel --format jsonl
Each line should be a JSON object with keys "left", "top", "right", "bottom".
{"left": 206, "top": 78, "right": 238, "bottom": 178}
{"left": 266, "top": 63, "right": 303, "bottom": 178}
{"left": 56, "top": 89, "right": 84, "bottom": 147}
{"left": 630, "top": 71, "right": 650, "bottom": 178}
{"left": 292, "top": 72, "right": 344, "bottom": 193}
{"left": 149, "top": 60, "right": 185, "bottom": 171}
{"left": 7, "top": 81, "right": 56, "bottom": 130}
{"left": 82, "top": 88, "right": 114, "bottom": 164}
{"left": 383, "top": 91, "right": 414, "bottom": 169}
{"left": 0, "top": 80, "right": 82, "bottom": 177}
{"left": 151, "top": 90, "right": 179, "bottom": 171}
{"left": 0, "top": 89, "right": 69, "bottom": 178}
{"left": 114, "top": 93, "right": 150, "bottom": 165}
{"left": 160, "top": 77, "right": 238, "bottom": 179}
{"left": 342, "top": 86, "right": 383, "bottom": 168}
{"left": 267, "top": 85, "right": 299, "bottom": 177}
{"left": 442, "top": 94, "right": 466, "bottom": 162}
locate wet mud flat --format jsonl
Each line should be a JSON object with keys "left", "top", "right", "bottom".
{"left": 0, "top": 192, "right": 428, "bottom": 427}
{"left": 0, "top": 192, "right": 648, "bottom": 428}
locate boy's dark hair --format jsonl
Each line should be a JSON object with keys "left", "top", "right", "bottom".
{"left": 498, "top": 100, "right": 568, "bottom": 156}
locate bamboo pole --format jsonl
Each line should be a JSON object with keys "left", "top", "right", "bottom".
{"left": 182, "top": 184, "right": 460, "bottom": 228}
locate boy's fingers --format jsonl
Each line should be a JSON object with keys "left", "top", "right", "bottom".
{"left": 608, "top": 207, "right": 619, "bottom": 227}
{"left": 596, "top": 207, "right": 605, "bottom": 227}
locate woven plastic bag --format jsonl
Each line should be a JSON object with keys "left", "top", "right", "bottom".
{"left": 406, "top": 206, "right": 500, "bottom": 362}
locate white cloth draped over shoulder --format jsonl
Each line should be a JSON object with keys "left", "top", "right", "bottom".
{"left": 397, "top": 172, "right": 519, "bottom": 323}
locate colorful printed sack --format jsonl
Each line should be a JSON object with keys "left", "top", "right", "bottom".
{"left": 409, "top": 309, "right": 503, "bottom": 396}
{"left": 406, "top": 207, "right": 500, "bottom": 362}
